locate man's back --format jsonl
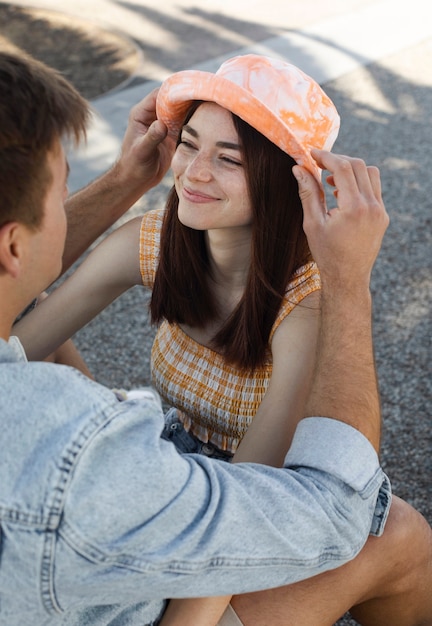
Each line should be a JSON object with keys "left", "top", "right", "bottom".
{"left": 0, "top": 339, "right": 168, "bottom": 623}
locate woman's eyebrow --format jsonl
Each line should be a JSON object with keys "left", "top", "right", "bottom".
{"left": 216, "top": 141, "right": 241, "bottom": 150}
{"left": 182, "top": 124, "right": 197, "bottom": 137}
{"left": 182, "top": 124, "right": 241, "bottom": 151}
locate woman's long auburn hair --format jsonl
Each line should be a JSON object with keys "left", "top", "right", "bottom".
{"left": 150, "top": 101, "right": 312, "bottom": 371}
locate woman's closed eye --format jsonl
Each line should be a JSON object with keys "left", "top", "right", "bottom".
{"left": 178, "top": 138, "right": 197, "bottom": 150}
{"left": 219, "top": 154, "right": 243, "bottom": 166}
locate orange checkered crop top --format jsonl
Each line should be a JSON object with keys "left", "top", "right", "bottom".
{"left": 140, "top": 209, "right": 320, "bottom": 453}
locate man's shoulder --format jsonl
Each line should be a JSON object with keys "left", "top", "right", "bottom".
{"left": 0, "top": 358, "right": 119, "bottom": 472}
{"left": 0, "top": 350, "right": 116, "bottom": 412}
{"left": 0, "top": 358, "right": 129, "bottom": 524}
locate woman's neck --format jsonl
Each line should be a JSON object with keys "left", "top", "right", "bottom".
{"left": 205, "top": 226, "right": 251, "bottom": 290}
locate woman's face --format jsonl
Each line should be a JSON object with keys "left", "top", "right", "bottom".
{"left": 171, "top": 102, "right": 252, "bottom": 232}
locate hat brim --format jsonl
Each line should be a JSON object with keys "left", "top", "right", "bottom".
{"left": 156, "top": 70, "right": 338, "bottom": 183}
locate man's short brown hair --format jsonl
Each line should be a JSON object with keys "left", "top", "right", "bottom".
{"left": 0, "top": 50, "right": 90, "bottom": 229}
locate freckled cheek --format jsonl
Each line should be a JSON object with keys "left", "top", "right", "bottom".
{"left": 172, "top": 152, "right": 195, "bottom": 196}
{"left": 171, "top": 150, "right": 186, "bottom": 179}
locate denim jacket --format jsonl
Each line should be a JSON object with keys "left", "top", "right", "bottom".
{"left": 0, "top": 338, "right": 391, "bottom": 625}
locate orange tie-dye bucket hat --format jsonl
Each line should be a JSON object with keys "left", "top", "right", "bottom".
{"left": 156, "top": 54, "right": 340, "bottom": 184}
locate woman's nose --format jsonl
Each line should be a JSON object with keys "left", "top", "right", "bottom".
{"left": 186, "top": 152, "right": 213, "bottom": 181}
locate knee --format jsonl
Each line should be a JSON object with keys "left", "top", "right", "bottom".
{"left": 378, "top": 495, "right": 432, "bottom": 587}
{"left": 387, "top": 496, "right": 431, "bottom": 549}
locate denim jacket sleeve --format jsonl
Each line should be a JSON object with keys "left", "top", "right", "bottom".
{"left": 53, "top": 393, "right": 391, "bottom": 609}
{"left": 0, "top": 340, "right": 391, "bottom": 622}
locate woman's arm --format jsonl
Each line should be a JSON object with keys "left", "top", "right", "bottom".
{"left": 14, "top": 216, "right": 143, "bottom": 361}
{"left": 233, "top": 290, "right": 320, "bottom": 466}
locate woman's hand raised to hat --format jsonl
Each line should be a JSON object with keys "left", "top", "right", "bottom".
{"left": 293, "top": 149, "right": 389, "bottom": 292}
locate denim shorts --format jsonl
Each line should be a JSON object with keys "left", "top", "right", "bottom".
{"left": 161, "top": 409, "right": 233, "bottom": 462}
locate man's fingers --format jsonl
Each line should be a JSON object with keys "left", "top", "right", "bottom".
{"left": 305, "top": 150, "right": 389, "bottom": 281}
{"left": 132, "top": 88, "right": 158, "bottom": 123}
{"left": 146, "top": 119, "right": 169, "bottom": 144}
{"left": 292, "top": 165, "right": 327, "bottom": 229}
{"left": 313, "top": 150, "right": 363, "bottom": 205}
{"left": 312, "top": 150, "right": 384, "bottom": 215}
{"left": 367, "top": 165, "right": 382, "bottom": 201}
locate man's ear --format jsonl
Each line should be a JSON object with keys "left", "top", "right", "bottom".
{"left": 0, "top": 222, "right": 28, "bottom": 278}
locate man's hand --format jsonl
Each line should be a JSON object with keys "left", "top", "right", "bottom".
{"left": 62, "top": 89, "right": 176, "bottom": 271}
{"left": 116, "top": 88, "right": 176, "bottom": 191}
{"left": 293, "top": 149, "right": 389, "bottom": 292}
{"left": 294, "top": 150, "right": 389, "bottom": 450}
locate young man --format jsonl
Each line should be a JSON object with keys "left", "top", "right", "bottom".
{"left": 11, "top": 58, "right": 174, "bottom": 376}
{"left": 0, "top": 50, "right": 430, "bottom": 626}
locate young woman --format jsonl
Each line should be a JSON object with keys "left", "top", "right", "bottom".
{"left": 14, "top": 54, "right": 339, "bottom": 624}
{"left": 15, "top": 54, "right": 339, "bottom": 464}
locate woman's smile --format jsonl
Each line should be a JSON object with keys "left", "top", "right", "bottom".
{"left": 182, "top": 185, "right": 219, "bottom": 204}
{"left": 171, "top": 102, "right": 252, "bottom": 231}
